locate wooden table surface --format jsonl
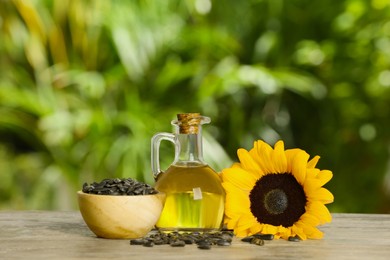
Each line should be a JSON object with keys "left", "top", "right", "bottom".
{"left": 0, "top": 211, "right": 389, "bottom": 259}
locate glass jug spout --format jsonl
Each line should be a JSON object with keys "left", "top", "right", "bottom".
{"left": 171, "top": 113, "right": 210, "bottom": 135}
{"left": 151, "top": 113, "right": 210, "bottom": 179}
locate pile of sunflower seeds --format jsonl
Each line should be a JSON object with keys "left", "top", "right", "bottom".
{"left": 130, "top": 231, "right": 234, "bottom": 250}
{"left": 82, "top": 178, "right": 158, "bottom": 196}
{"left": 130, "top": 231, "right": 300, "bottom": 249}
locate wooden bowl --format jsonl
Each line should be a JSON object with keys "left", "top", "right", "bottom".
{"left": 77, "top": 191, "right": 165, "bottom": 239}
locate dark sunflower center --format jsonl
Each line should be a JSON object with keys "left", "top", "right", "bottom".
{"left": 264, "top": 189, "right": 288, "bottom": 215}
{"left": 249, "top": 173, "right": 307, "bottom": 227}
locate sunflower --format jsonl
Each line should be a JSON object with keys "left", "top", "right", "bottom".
{"left": 221, "top": 140, "right": 334, "bottom": 240}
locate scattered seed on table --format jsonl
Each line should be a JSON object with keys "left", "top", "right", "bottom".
{"left": 182, "top": 238, "right": 194, "bottom": 244}
{"left": 216, "top": 239, "right": 231, "bottom": 246}
{"left": 221, "top": 233, "right": 233, "bottom": 242}
{"left": 197, "top": 241, "right": 211, "bottom": 250}
{"left": 170, "top": 240, "right": 186, "bottom": 247}
{"left": 250, "top": 237, "right": 265, "bottom": 246}
{"left": 241, "top": 236, "right": 254, "bottom": 243}
{"left": 143, "top": 241, "right": 154, "bottom": 247}
{"left": 254, "top": 234, "right": 274, "bottom": 240}
{"left": 130, "top": 239, "right": 144, "bottom": 245}
{"left": 153, "top": 239, "right": 165, "bottom": 245}
{"left": 288, "top": 236, "right": 301, "bottom": 242}
{"left": 129, "top": 231, "right": 234, "bottom": 250}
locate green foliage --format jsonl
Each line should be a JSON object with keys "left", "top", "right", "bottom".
{"left": 1, "top": 0, "right": 390, "bottom": 213}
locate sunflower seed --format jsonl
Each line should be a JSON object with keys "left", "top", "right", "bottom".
{"left": 241, "top": 236, "right": 254, "bottom": 242}
{"left": 250, "top": 237, "right": 265, "bottom": 246}
{"left": 216, "top": 239, "right": 231, "bottom": 246}
{"left": 153, "top": 239, "right": 165, "bottom": 245}
{"left": 196, "top": 238, "right": 210, "bottom": 245}
{"left": 288, "top": 236, "right": 301, "bottom": 242}
{"left": 221, "top": 233, "right": 233, "bottom": 242}
{"left": 129, "top": 239, "right": 144, "bottom": 245}
{"left": 170, "top": 240, "right": 185, "bottom": 247}
{"left": 182, "top": 237, "right": 195, "bottom": 244}
{"left": 143, "top": 240, "right": 154, "bottom": 247}
{"left": 197, "top": 241, "right": 211, "bottom": 250}
{"left": 254, "top": 234, "right": 274, "bottom": 240}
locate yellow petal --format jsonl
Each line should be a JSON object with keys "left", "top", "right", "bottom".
{"left": 224, "top": 198, "right": 249, "bottom": 216}
{"left": 299, "top": 212, "right": 320, "bottom": 226}
{"left": 277, "top": 225, "right": 288, "bottom": 234}
{"left": 225, "top": 216, "right": 239, "bottom": 230}
{"left": 261, "top": 224, "right": 279, "bottom": 235}
{"left": 237, "top": 148, "right": 261, "bottom": 172}
{"left": 291, "top": 150, "right": 310, "bottom": 185}
{"left": 296, "top": 221, "right": 324, "bottom": 239}
{"left": 306, "top": 168, "right": 320, "bottom": 179}
{"left": 272, "top": 140, "right": 288, "bottom": 173}
{"left": 296, "top": 222, "right": 323, "bottom": 239}
{"left": 235, "top": 214, "right": 258, "bottom": 237}
{"left": 231, "top": 162, "right": 242, "bottom": 168}
{"left": 304, "top": 177, "right": 323, "bottom": 193}
{"left": 250, "top": 222, "right": 263, "bottom": 235}
{"left": 292, "top": 224, "right": 307, "bottom": 240}
{"left": 273, "top": 234, "right": 281, "bottom": 240}
{"left": 238, "top": 214, "right": 258, "bottom": 228}
{"left": 307, "top": 155, "right": 320, "bottom": 169}
{"left": 221, "top": 167, "right": 257, "bottom": 191}
{"left": 306, "top": 187, "right": 334, "bottom": 204}
{"left": 251, "top": 140, "right": 276, "bottom": 174}
{"left": 222, "top": 183, "right": 250, "bottom": 226}
{"left": 317, "top": 170, "right": 333, "bottom": 186}
{"left": 223, "top": 182, "right": 250, "bottom": 215}
{"left": 306, "top": 201, "right": 332, "bottom": 224}
{"left": 280, "top": 228, "right": 292, "bottom": 239}
{"left": 285, "top": 148, "right": 301, "bottom": 173}
{"left": 306, "top": 226, "right": 324, "bottom": 239}
{"left": 236, "top": 220, "right": 256, "bottom": 232}
{"left": 235, "top": 228, "right": 249, "bottom": 238}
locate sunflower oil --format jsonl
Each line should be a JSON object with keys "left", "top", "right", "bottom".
{"left": 154, "top": 164, "right": 225, "bottom": 231}
{"left": 151, "top": 113, "right": 225, "bottom": 231}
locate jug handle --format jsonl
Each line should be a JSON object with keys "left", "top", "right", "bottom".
{"left": 151, "top": 132, "right": 178, "bottom": 180}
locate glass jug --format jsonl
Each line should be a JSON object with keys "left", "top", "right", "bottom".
{"left": 151, "top": 113, "right": 225, "bottom": 231}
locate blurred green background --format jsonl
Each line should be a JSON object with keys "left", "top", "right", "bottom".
{"left": 1, "top": 0, "right": 390, "bottom": 213}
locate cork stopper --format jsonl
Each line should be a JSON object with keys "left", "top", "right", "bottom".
{"left": 176, "top": 113, "right": 201, "bottom": 134}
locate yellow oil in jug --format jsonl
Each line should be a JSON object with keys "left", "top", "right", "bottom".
{"left": 154, "top": 164, "right": 225, "bottom": 231}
